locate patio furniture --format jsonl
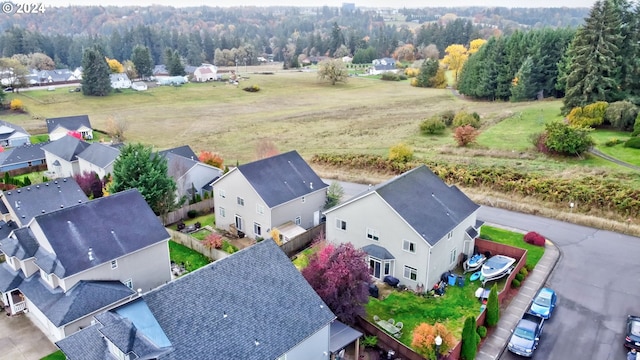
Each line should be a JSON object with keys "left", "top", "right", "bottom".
{"left": 396, "top": 322, "right": 403, "bottom": 330}
{"left": 374, "top": 315, "right": 380, "bottom": 322}
{"left": 388, "top": 318, "right": 395, "bottom": 325}
{"left": 376, "top": 319, "right": 401, "bottom": 335}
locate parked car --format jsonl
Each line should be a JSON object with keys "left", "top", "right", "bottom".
{"left": 3, "top": 87, "right": 13, "bottom": 93}
{"left": 529, "top": 287, "right": 557, "bottom": 319}
{"left": 625, "top": 315, "right": 640, "bottom": 351}
{"left": 507, "top": 312, "right": 545, "bottom": 357}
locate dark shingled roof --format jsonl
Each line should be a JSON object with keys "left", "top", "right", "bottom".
{"left": 20, "top": 277, "right": 135, "bottom": 326}
{"left": 46, "top": 115, "right": 92, "bottom": 134}
{"left": 55, "top": 324, "right": 108, "bottom": 360}
{"left": 0, "top": 120, "right": 29, "bottom": 141}
{"left": 362, "top": 244, "right": 395, "bottom": 260}
{"left": 0, "top": 262, "right": 25, "bottom": 292}
{"left": 33, "top": 189, "right": 169, "bottom": 277}
{"left": 0, "top": 220, "right": 18, "bottom": 239}
{"left": 158, "top": 145, "right": 197, "bottom": 160}
{"left": 0, "top": 142, "right": 49, "bottom": 167}
{"left": 2, "top": 177, "right": 88, "bottom": 225}
{"left": 77, "top": 143, "right": 120, "bottom": 168}
{"left": 42, "top": 135, "right": 90, "bottom": 161}
{"left": 373, "top": 165, "right": 479, "bottom": 246}
{"left": 0, "top": 228, "right": 39, "bottom": 260}
{"left": 235, "top": 150, "right": 327, "bottom": 208}
{"left": 57, "top": 240, "right": 336, "bottom": 360}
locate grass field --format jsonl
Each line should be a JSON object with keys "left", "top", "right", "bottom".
{"left": 479, "top": 225, "right": 545, "bottom": 269}
{"left": 168, "top": 240, "right": 211, "bottom": 272}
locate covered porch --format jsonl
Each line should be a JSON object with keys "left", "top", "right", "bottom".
{"left": 2, "top": 289, "right": 27, "bottom": 316}
{"left": 330, "top": 320, "right": 363, "bottom": 360}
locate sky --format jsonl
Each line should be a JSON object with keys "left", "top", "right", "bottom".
{"left": 41, "top": 0, "right": 598, "bottom": 8}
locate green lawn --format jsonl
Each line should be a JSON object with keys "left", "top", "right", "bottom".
{"left": 479, "top": 225, "right": 545, "bottom": 269}
{"left": 191, "top": 228, "right": 212, "bottom": 241}
{"left": 40, "top": 351, "right": 65, "bottom": 360}
{"left": 30, "top": 134, "right": 49, "bottom": 144}
{"left": 591, "top": 129, "right": 640, "bottom": 166}
{"left": 168, "top": 214, "right": 215, "bottom": 230}
{"left": 293, "top": 246, "right": 319, "bottom": 269}
{"left": 168, "top": 240, "right": 211, "bottom": 272}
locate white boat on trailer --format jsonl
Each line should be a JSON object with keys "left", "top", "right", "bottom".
{"left": 481, "top": 255, "right": 516, "bottom": 285}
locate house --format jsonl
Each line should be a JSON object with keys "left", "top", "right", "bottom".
{"left": 56, "top": 240, "right": 337, "bottom": 360}
{"left": 72, "top": 67, "right": 83, "bottom": 80}
{"left": 46, "top": 115, "right": 93, "bottom": 141}
{"left": 76, "top": 143, "right": 121, "bottom": 179}
{"left": 37, "top": 69, "right": 78, "bottom": 84}
{"left": 0, "top": 120, "right": 31, "bottom": 148}
{"left": 131, "top": 81, "right": 147, "bottom": 91}
{"left": 0, "top": 177, "right": 88, "bottom": 228}
{"left": 324, "top": 165, "right": 482, "bottom": 291}
{"left": 0, "top": 189, "right": 172, "bottom": 341}
{"left": 193, "top": 64, "right": 218, "bottom": 82}
{"left": 212, "top": 150, "right": 328, "bottom": 240}
{"left": 156, "top": 76, "right": 187, "bottom": 86}
{"left": 152, "top": 65, "right": 169, "bottom": 78}
{"left": 0, "top": 142, "right": 48, "bottom": 173}
{"left": 42, "top": 135, "right": 91, "bottom": 178}
{"left": 367, "top": 57, "right": 398, "bottom": 75}
{"left": 184, "top": 65, "right": 197, "bottom": 75}
{"left": 162, "top": 150, "right": 223, "bottom": 200}
{"left": 109, "top": 73, "right": 132, "bottom": 89}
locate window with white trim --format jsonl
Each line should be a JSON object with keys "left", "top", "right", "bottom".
{"left": 403, "top": 265, "right": 417, "bottom": 281}
{"left": 124, "top": 279, "right": 133, "bottom": 289}
{"left": 402, "top": 240, "right": 416, "bottom": 253}
{"left": 256, "top": 203, "right": 264, "bottom": 214}
{"left": 111, "top": 259, "right": 118, "bottom": 269}
{"left": 450, "top": 248, "right": 457, "bottom": 265}
{"left": 219, "top": 207, "right": 226, "bottom": 217}
{"left": 366, "top": 228, "right": 379, "bottom": 241}
{"left": 336, "top": 219, "right": 347, "bottom": 231}
{"left": 237, "top": 197, "right": 245, "bottom": 206}
{"left": 235, "top": 215, "right": 243, "bottom": 230}
{"left": 447, "top": 231, "right": 453, "bottom": 240}
{"left": 218, "top": 189, "right": 226, "bottom": 198}
{"left": 295, "top": 216, "right": 301, "bottom": 225}
{"left": 254, "top": 222, "right": 262, "bottom": 236}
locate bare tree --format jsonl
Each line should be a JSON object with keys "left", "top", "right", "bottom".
{"left": 255, "top": 138, "right": 279, "bottom": 160}
{"left": 106, "top": 117, "right": 129, "bottom": 143}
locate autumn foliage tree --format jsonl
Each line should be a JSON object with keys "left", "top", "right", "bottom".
{"left": 67, "top": 131, "right": 82, "bottom": 139}
{"left": 198, "top": 151, "right": 224, "bottom": 169}
{"left": 453, "top": 125, "right": 480, "bottom": 147}
{"left": 73, "top": 171, "right": 103, "bottom": 199}
{"left": 301, "top": 242, "right": 370, "bottom": 325}
{"left": 203, "top": 232, "right": 223, "bottom": 249}
{"left": 411, "top": 322, "right": 457, "bottom": 360}
{"left": 106, "top": 57, "right": 124, "bottom": 73}
{"left": 442, "top": 44, "right": 469, "bottom": 83}
{"left": 255, "top": 138, "right": 279, "bottom": 160}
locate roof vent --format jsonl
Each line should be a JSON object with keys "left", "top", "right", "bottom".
{"left": 310, "top": 182, "right": 313, "bottom": 190}
{"left": 88, "top": 247, "right": 94, "bottom": 261}
{"left": 6, "top": 191, "right": 10, "bottom": 195}
{"left": 78, "top": 200, "right": 82, "bottom": 203}
{"left": 223, "top": 311, "right": 228, "bottom": 318}
{"left": 254, "top": 339, "right": 260, "bottom": 346}
{"left": 45, "top": 183, "right": 49, "bottom": 186}
{"left": 42, "top": 210, "right": 45, "bottom": 213}
{"left": 27, "top": 188, "right": 31, "bottom": 191}
{"left": 21, "top": 215, "right": 25, "bottom": 218}
{"left": 17, "top": 189, "right": 20, "bottom": 193}
{"left": 36, "top": 185, "right": 40, "bottom": 189}
{"left": 60, "top": 205, "right": 64, "bottom": 208}
{"left": 368, "top": 184, "right": 372, "bottom": 190}
{"left": 137, "top": 288, "right": 142, "bottom": 296}
{"left": 63, "top": 178, "right": 67, "bottom": 182}
{"left": 54, "top": 180, "right": 58, "bottom": 184}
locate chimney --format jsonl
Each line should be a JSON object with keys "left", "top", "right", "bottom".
{"left": 88, "top": 248, "right": 94, "bottom": 261}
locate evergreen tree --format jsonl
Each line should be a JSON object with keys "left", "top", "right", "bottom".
{"left": 563, "top": 0, "right": 623, "bottom": 113}
{"left": 485, "top": 284, "right": 500, "bottom": 327}
{"left": 461, "top": 316, "right": 478, "bottom": 360}
{"left": 416, "top": 58, "right": 439, "bottom": 87}
{"left": 109, "top": 143, "right": 179, "bottom": 216}
{"left": 167, "top": 49, "right": 185, "bottom": 76}
{"left": 81, "top": 46, "right": 111, "bottom": 96}
{"left": 131, "top": 45, "right": 153, "bottom": 80}
{"left": 510, "top": 57, "right": 537, "bottom": 101}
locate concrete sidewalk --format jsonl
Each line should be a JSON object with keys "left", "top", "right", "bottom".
{"left": 476, "top": 240, "right": 560, "bottom": 360}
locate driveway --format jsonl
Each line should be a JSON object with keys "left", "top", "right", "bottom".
{"left": 0, "top": 312, "right": 57, "bottom": 360}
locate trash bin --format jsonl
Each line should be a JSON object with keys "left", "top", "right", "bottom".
{"left": 369, "top": 283, "right": 379, "bottom": 298}
{"left": 383, "top": 275, "right": 400, "bottom": 287}
{"left": 448, "top": 274, "right": 457, "bottom": 286}
{"left": 457, "top": 275, "right": 465, "bottom": 287}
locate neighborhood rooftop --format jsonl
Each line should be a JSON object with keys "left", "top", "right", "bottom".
{"left": 236, "top": 150, "right": 328, "bottom": 208}
{"left": 158, "top": 145, "right": 197, "bottom": 160}
{"left": 45, "top": 115, "right": 91, "bottom": 134}
{"left": 76, "top": 143, "right": 120, "bottom": 168}
{"left": 42, "top": 135, "right": 90, "bottom": 162}
{"left": 0, "top": 142, "right": 49, "bottom": 169}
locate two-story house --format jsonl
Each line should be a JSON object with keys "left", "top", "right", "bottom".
{"left": 324, "top": 165, "right": 482, "bottom": 291}
{"left": 42, "top": 135, "right": 90, "bottom": 178}
{"left": 46, "top": 115, "right": 93, "bottom": 141}
{"left": 160, "top": 147, "right": 223, "bottom": 199}
{"left": 76, "top": 143, "right": 121, "bottom": 179}
{"left": 0, "top": 188, "right": 172, "bottom": 341}
{"left": 212, "top": 151, "right": 328, "bottom": 241}
{"left": 56, "top": 240, "right": 337, "bottom": 360}
{"left": 0, "top": 120, "right": 31, "bottom": 148}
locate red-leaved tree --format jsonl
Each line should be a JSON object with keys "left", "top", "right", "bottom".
{"left": 73, "top": 171, "right": 103, "bottom": 198}
{"left": 302, "top": 241, "right": 370, "bottom": 325}
{"left": 453, "top": 125, "right": 480, "bottom": 147}
{"left": 203, "top": 232, "right": 223, "bottom": 249}
{"left": 198, "top": 151, "right": 224, "bottom": 169}
{"left": 67, "top": 131, "right": 82, "bottom": 139}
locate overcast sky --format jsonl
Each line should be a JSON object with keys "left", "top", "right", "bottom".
{"left": 42, "top": 0, "right": 597, "bottom": 8}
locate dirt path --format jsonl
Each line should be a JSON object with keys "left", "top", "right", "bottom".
{"left": 588, "top": 147, "right": 640, "bottom": 171}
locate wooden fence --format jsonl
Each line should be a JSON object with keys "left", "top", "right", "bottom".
{"left": 281, "top": 224, "right": 325, "bottom": 257}
{"left": 0, "top": 164, "right": 48, "bottom": 178}
{"left": 159, "top": 198, "right": 215, "bottom": 225}
{"left": 167, "top": 227, "right": 229, "bottom": 261}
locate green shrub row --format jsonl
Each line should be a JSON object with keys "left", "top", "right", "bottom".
{"left": 311, "top": 153, "right": 640, "bottom": 218}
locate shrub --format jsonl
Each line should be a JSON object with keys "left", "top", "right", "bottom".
{"left": 519, "top": 267, "right": 529, "bottom": 277}
{"left": 511, "top": 279, "right": 521, "bottom": 288}
{"left": 604, "top": 138, "right": 623, "bottom": 147}
{"left": 485, "top": 284, "right": 500, "bottom": 327}
{"left": 477, "top": 325, "right": 487, "bottom": 338}
{"left": 404, "top": 68, "right": 420, "bottom": 78}
{"left": 544, "top": 121, "right": 594, "bottom": 156}
{"left": 10, "top": 99, "right": 24, "bottom": 112}
{"left": 453, "top": 111, "right": 481, "bottom": 128}
{"left": 420, "top": 116, "right": 446, "bottom": 135}
{"left": 632, "top": 114, "right": 640, "bottom": 136}
{"left": 242, "top": 84, "right": 260, "bottom": 92}
{"left": 440, "top": 110, "right": 456, "bottom": 126}
{"left": 515, "top": 273, "right": 525, "bottom": 282}
{"left": 187, "top": 209, "right": 198, "bottom": 218}
{"left": 362, "top": 335, "right": 378, "bottom": 348}
{"left": 221, "top": 240, "right": 239, "bottom": 254}
{"left": 525, "top": 263, "right": 535, "bottom": 272}
{"left": 624, "top": 137, "right": 640, "bottom": 149}
{"left": 524, "top": 231, "right": 545, "bottom": 246}
{"left": 530, "top": 132, "right": 550, "bottom": 154}
{"left": 203, "top": 233, "right": 223, "bottom": 249}
{"left": 605, "top": 100, "right": 638, "bottom": 131}
{"left": 453, "top": 125, "right": 480, "bottom": 147}
{"left": 389, "top": 143, "right": 413, "bottom": 163}
{"left": 381, "top": 73, "right": 401, "bottom": 81}
{"left": 255, "top": 236, "right": 264, "bottom": 242}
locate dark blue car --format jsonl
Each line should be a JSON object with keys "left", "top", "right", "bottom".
{"left": 529, "top": 287, "right": 557, "bottom": 319}
{"left": 508, "top": 312, "right": 545, "bottom": 357}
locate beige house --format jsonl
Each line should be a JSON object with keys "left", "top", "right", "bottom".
{"left": 0, "top": 189, "right": 172, "bottom": 341}
{"left": 46, "top": 115, "right": 93, "bottom": 141}
{"left": 193, "top": 64, "right": 218, "bottom": 82}
{"left": 324, "top": 165, "right": 482, "bottom": 291}
{"left": 212, "top": 151, "right": 328, "bottom": 240}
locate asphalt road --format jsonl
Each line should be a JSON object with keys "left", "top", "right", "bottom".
{"left": 328, "top": 179, "right": 640, "bottom": 360}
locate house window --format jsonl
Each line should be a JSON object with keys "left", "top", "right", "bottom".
{"left": 256, "top": 204, "right": 265, "bottom": 214}
{"left": 235, "top": 215, "right": 243, "bottom": 230}
{"left": 450, "top": 248, "right": 458, "bottom": 265}
{"left": 402, "top": 240, "right": 416, "bottom": 253}
{"left": 336, "top": 219, "right": 347, "bottom": 231}
{"left": 219, "top": 207, "right": 226, "bottom": 217}
{"left": 295, "top": 216, "right": 301, "bottom": 225}
{"left": 124, "top": 279, "right": 133, "bottom": 289}
{"left": 218, "top": 189, "right": 226, "bottom": 198}
{"left": 237, "top": 197, "right": 245, "bottom": 206}
{"left": 111, "top": 259, "right": 118, "bottom": 269}
{"left": 366, "top": 228, "right": 379, "bottom": 241}
{"left": 447, "top": 231, "right": 453, "bottom": 240}
{"left": 254, "top": 222, "right": 262, "bottom": 236}
{"left": 403, "top": 265, "right": 417, "bottom": 281}
{"left": 301, "top": 196, "right": 305, "bottom": 203}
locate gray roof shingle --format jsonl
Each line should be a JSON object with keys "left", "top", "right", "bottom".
{"left": 46, "top": 115, "right": 92, "bottom": 134}
{"left": 0, "top": 262, "right": 25, "bottom": 292}
{"left": 158, "top": 145, "right": 197, "bottom": 160}
{"left": 77, "top": 143, "right": 120, "bottom": 168}
{"left": 0, "top": 142, "right": 49, "bottom": 167}
{"left": 42, "top": 135, "right": 91, "bottom": 161}
{"left": 0, "top": 219, "right": 18, "bottom": 239}
{"left": 362, "top": 244, "right": 395, "bottom": 260}
{"left": 55, "top": 324, "right": 108, "bottom": 360}
{"left": 2, "top": 177, "right": 88, "bottom": 224}
{"left": 0, "top": 120, "right": 29, "bottom": 141}
{"left": 235, "top": 151, "right": 328, "bottom": 208}
{"left": 0, "top": 228, "right": 39, "bottom": 260}
{"left": 374, "top": 165, "right": 479, "bottom": 246}
{"left": 33, "top": 189, "right": 169, "bottom": 277}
